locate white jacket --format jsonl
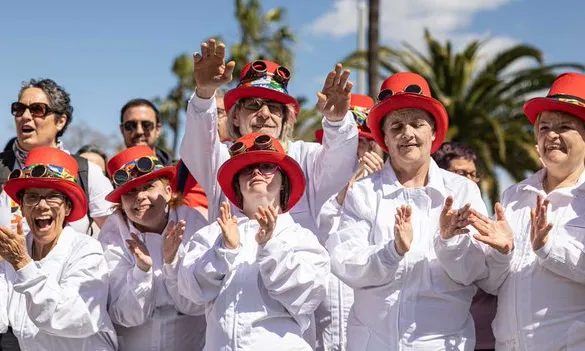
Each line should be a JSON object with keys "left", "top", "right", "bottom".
{"left": 179, "top": 93, "right": 358, "bottom": 234}
{"left": 481, "top": 169, "right": 585, "bottom": 351}
{"left": 327, "top": 160, "right": 490, "bottom": 351}
{"left": 0, "top": 227, "right": 117, "bottom": 351}
{"left": 98, "top": 205, "right": 207, "bottom": 351}
{"left": 178, "top": 210, "right": 330, "bottom": 351}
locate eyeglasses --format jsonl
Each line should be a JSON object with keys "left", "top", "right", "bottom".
{"left": 241, "top": 60, "right": 291, "bottom": 87}
{"left": 377, "top": 84, "right": 423, "bottom": 102}
{"left": 451, "top": 169, "right": 481, "bottom": 181}
{"left": 9, "top": 164, "right": 77, "bottom": 183}
{"left": 239, "top": 98, "right": 284, "bottom": 116}
{"left": 11, "top": 102, "right": 57, "bottom": 118}
{"left": 112, "top": 156, "right": 163, "bottom": 186}
{"left": 229, "top": 134, "right": 277, "bottom": 156}
{"left": 241, "top": 163, "right": 280, "bottom": 176}
{"left": 21, "top": 192, "right": 68, "bottom": 207}
{"left": 121, "top": 120, "right": 156, "bottom": 132}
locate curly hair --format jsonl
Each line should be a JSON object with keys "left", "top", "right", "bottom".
{"left": 432, "top": 141, "right": 477, "bottom": 170}
{"left": 18, "top": 78, "right": 74, "bottom": 139}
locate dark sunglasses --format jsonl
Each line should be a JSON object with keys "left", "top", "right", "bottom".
{"left": 112, "top": 156, "right": 162, "bottom": 187}
{"left": 240, "top": 98, "right": 284, "bottom": 115}
{"left": 241, "top": 163, "right": 280, "bottom": 176}
{"left": 11, "top": 102, "right": 56, "bottom": 118}
{"left": 229, "top": 134, "right": 276, "bottom": 156}
{"left": 121, "top": 120, "right": 156, "bottom": 132}
{"left": 377, "top": 84, "right": 423, "bottom": 102}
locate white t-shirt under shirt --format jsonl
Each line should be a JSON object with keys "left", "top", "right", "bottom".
{"left": 0, "top": 158, "right": 115, "bottom": 234}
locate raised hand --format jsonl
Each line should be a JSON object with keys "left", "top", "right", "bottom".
{"left": 336, "top": 151, "right": 385, "bottom": 205}
{"left": 255, "top": 205, "right": 279, "bottom": 245}
{"left": 194, "top": 38, "right": 236, "bottom": 99}
{"left": 439, "top": 196, "right": 472, "bottom": 240}
{"left": 0, "top": 221, "right": 30, "bottom": 270}
{"left": 469, "top": 203, "right": 514, "bottom": 254}
{"left": 394, "top": 205, "right": 413, "bottom": 256}
{"left": 163, "top": 220, "right": 186, "bottom": 264}
{"left": 127, "top": 233, "right": 153, "bottom": 272}
{"left": 316, "top": 63, "right": 353, "bottom": 122}
{"left": 530, "top": 195, "right": 552, "bottom": 251}
{"left": 217, "top": 202, "right": 240, "bottom": 250}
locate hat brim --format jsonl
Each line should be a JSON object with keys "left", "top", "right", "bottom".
{"left": 105, "top": 167, "right": 177, "bottom": 204}
{"left": 523, "top": 97, "right": 585, "bottom": 124}
{"left": 367, "top": 94, "right": 448, "bottom": 154}
{"left": 4, "top": 178, "right": 88, "bottom": 222}
{"left": 217, "top": 151, "right": 305, "bottom": 212}
{"left": 224, "top": 86, "right": 300, "bottom": 114}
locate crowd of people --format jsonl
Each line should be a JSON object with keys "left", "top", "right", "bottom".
{"left": 0, "top": 36, "right": 583, "bottom": 351}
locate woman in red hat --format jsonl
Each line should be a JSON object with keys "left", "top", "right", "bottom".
{"left": 315, "top": 93, "right": 385, "bottom": 351}
{"left": 467, "top": 72, "right": 585, "bottom": 351}
{"left": 179, "top": 38, "right": 358, "bottom": 238}
{"left": 178, "top": 133, "right": 329, "bottom": 351}
{"left": 98, "top": 146, "right": 207, "bottom": 351}
{"left": 0, "top": 147, "right": 117, "bottom": 350}
{"left": 326, "top": 72, "right": 492, "bottom": 350}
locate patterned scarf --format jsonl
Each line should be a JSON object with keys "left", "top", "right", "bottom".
{"left": 12, "top": 139, "right": 65, "bottom": 168}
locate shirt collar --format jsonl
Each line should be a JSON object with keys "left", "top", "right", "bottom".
{"left": 519, "top": 168, "right": 585, "bottom": 198}
{"left": 381, "top": 158, "right": 446, "bottom": 199}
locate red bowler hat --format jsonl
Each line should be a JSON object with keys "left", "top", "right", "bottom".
{"left": 4, "top": 147, "right": 87, "bottom": 222}
{"left": 224, "top": 60, "right": 300, "bottom": 115}
{"left": 367, "top": 72, "right": 448, "bottom": 154}
{"left": 106, "top": 146, "right": 176, "bottom": 203}
{"left": 524, "top": 72, "right": 585, "bottom": 124}
{"left": 314, "top": 94, "right": 376, "bottom": 143}
{"left": 217, "top": 133, "right": 305, "bottom": 212}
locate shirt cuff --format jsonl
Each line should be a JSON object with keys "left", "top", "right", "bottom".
{"left": 535, "top": 236, "right": 554, "bottom": 259}
{"left": 14, "top": 261, "right": 38, "bottom": 286}
{"left": 132, "top": 264, "right": 152, "bottom": 283}
{"left": 439, "top": 234, "right": 465, "bottom": 248}
{"left": 189, "top": 91, "right": 216, "bottom": 112}
{"left": 323, "top": 111, "right": 353, "bottom": 127}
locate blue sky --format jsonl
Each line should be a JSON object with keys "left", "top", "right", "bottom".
{"left": 1, "top": 0, "right": 583, "bottom": 193}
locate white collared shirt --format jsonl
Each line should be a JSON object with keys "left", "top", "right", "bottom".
{"left": 98, "top": 205, "right": 207, "bottom": 351}
{"left": 178, "top": 211, "right": 330, "bottom": 351}
{"left": 326, "top": 159, "right": 489, "bottom": 351}
{"left": 481, "top": 169, "right": 585, "bottom": 351}
{"left": 0, "top": 226, "right": 117, "bottom": 351}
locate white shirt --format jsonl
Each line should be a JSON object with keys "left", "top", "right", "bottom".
{"left": 0, "top": 227, "right": 117, "bottom": 351}
{"left": 0, "top": 158, "right": 114, "bottom": 234}
{"left": 178, "top": 211, "right": 330, "bottom": 351}
{"left": 481, "top": 169, "right": 585, "bottom": 351}
{"left": 98, "top": 205, "right": 207, "bottom": 351}
{"left": 179, "top": 93, "right": 359, "bottom": 234}
{"left": 326, "top": 159, "right": 489, "bottom": 351}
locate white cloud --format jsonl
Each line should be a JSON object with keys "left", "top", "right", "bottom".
{"left": 306, "top": 0, "right": 523, "bottom": 60}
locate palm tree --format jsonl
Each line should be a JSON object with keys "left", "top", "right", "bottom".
{"left": 228, "top": 0, "right": 295, "bottom": 80}
{"left": 342, "top": 29, "right": 585, "bottom": 203}
{"left": 152, "top": 53, "right": 194, "bottom": 158}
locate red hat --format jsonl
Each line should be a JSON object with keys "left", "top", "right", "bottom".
{"left": 224, "top": 60, "right": 300, "bottom": 116}
{"left": 4, "top": 147, "right": 87, "bottom": 222}
{"left": 524, "top": 72, "right": 585, "bottom": 124}
{"left": 367, "top": 72, "right": 448, "bottom": 154}
{"left": 314, "top": 94, "right": 376, "bottom": 144}
{"left": 106, "top": 146, "right": 176, "bottom": 203}
{"left": 217, "top": 133, "right": 305, "bottom": 212}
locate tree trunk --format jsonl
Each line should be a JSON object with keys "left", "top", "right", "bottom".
{"left": 367, "top": 0, "right": 380, "bottom": 98}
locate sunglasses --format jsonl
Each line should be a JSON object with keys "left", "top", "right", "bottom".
{"left": 229, "top": 134, "right": 276, "bottom": 156}
{"left": 112, "top": 156, "right": 163, "bottom": 187}
{"left": 11, "top": 102, "right": 57, "bottom": 118}
{"left": 240, "top": 98, "right": 285, "bottom": 116}
{"left": 9, "top": 164, "right": 77, "bottom": 183}
{"left": 241, "top": 163, "right": 280, "bottom": 176}
{"left": 121, "top": 120, "right": 156, "bottom": 132}
{"left": 241, "top": 60, "right": 291, "bottom": 87}
{"left": 377, "top": 84, "right": 423, "bottom": 102}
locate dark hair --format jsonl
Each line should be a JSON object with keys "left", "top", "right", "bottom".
{"left": 77, "top": 144, "right": 108, "bottom": 165}
{"left": 19, "top": 78, "right": 74, "bottom": 138}
{"left": 432, "top": 141, "right": 477, "bottom": 170}
{"left": 4, "top": 137, "right": 16, "bottom": 152}
{"left": 120, "top": 99, "right": 160, "bottom": 124}
{"left": 232, "top": 169, "right": 291, "bottom": 211}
